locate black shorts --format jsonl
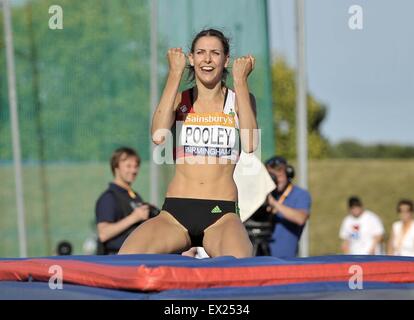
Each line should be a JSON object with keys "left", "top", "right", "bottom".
{"left": 162, "top": 197, "right": 240, "bottom": 247}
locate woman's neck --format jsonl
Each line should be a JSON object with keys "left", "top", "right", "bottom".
{"left": 403, "top": 219, "right": 413, "bottom": 228}
{"left": 194, "top": 80, "right": 224, "bottom": 101}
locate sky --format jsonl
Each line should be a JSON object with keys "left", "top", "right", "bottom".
{"left": 268, "top": 0, "right": 414, "bottom": 145}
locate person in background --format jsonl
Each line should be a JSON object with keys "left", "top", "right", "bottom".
{"left": 339, "top": 196, "right": 384, "bottom": 255}
{"left": 95, "top": 147, "right": 157, "bottom": 255}
{"left": 388, "top": 199, "right": 414, "bottom": 256}
{"left": 264, "top": 156, "right": 312, "bottom": 258}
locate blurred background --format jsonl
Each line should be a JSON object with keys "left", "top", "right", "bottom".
{"left": 1, "top": 0, "right": 413, "bottom": 257}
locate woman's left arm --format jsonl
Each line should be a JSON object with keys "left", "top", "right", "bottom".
{"left": 233, "top": 55, "right": 258, "bottom": 153}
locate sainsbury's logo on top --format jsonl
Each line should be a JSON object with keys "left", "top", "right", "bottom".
{"left": 184, "top": 113, "right": 235, "bottom": 127}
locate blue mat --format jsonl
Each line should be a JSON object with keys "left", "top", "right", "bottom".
{"left": 1, "top": 255, "right": 414, "bottom": 300}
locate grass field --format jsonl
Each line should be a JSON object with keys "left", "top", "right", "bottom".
{"left": 1, "top": 159, "right": 414, "bottom": 257}
{"left": 308, "top": 159, "right": 414, "bottom": 255}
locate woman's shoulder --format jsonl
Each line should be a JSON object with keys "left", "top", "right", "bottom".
{"left": 226, "top": 86, "right": 255, "bottom": 97}
{"left": 173, "top": 90, "right": 187, "bottom": 111}
{"left": 392, "top": 220, "right": 402, "bottom": 231}
{"left": 175, "top": 88, "right": 194, "bottom": 113}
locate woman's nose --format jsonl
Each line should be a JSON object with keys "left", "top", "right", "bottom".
{"left": 204, "top": 53, "right": 211, "bottom": 63}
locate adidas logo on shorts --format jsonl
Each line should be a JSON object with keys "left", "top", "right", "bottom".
{"left": 211, "top": 206, "right": 222, "bottom": 213}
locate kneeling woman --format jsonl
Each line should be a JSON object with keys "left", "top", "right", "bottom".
{"left": 119, "top": 29, "right": 258, "bottom": 258}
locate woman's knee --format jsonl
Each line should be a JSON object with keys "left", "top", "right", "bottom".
{"left": 222, "top": 219, "right": 253, "bottom": 258}
{"left": 236, "top": 241, "right": 253, "bottom": 258}
{"left": 203, "top": 220, "right": 252, "bottom": 258}
{"left": 118, "top": 233, "right": 151, "bottom": 254}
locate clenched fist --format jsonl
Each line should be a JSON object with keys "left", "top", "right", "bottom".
{"left": 167, "top": 48, "right": 187, "bottom": 75}
{"left": 232, "top": 55, "right": 255, "bottom": 82}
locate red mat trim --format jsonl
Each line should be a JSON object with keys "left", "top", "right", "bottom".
{"left": 1, "top": 259, "right": 413, "bottom": 291}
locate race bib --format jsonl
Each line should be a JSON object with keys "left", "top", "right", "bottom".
{"left": 177, "top": 113, "right": 238, "bottom": 157}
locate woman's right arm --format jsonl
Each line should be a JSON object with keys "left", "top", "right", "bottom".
{"left": 151, "top": 48, "right": 187, "bottom": 145}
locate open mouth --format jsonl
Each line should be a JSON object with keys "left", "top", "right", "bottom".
{"left": 200, "top": 66, "right": 215, "bottom": 72}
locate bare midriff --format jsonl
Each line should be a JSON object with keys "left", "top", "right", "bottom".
{"left": 166, "top": 156, "right": 238, "bottom": 201}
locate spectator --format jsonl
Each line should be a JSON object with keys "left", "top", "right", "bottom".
{"left": 264, "top": 156, "right": 312, "bottom": 258}
{"left": 339, "top": 196, "right": 384, "bottom": 255}
{"left": 387, "top": 199, "right": 414, "bottom": 256}
{"left": 95, "top": 147, "right": 157, "bottom": 255}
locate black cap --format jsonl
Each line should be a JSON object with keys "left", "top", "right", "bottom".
{"left": 265, "top": 156, "right": 287, "bottom": 168}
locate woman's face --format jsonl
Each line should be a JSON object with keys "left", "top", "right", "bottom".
{"left": 189, "top": 36, "right": 229, "bottom": 86}
{"left": 398, "top": 204, "right": 413, "bottom": 223}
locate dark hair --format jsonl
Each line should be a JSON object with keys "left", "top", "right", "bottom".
{"left": 397, "top": 199, "right": 413, "bottom": 213}
{"left": 187, "top": 28, "right": 230, "bottom": 83}
{"left": 348, "top": 196, "right": 363, "bottom": 208}
{"left": 110, "top": 147, "right": 141, "bottom": 176}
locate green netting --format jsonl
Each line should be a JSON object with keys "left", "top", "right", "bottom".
{"left": 0, "top": 0, "right": 274, "bottom": 257}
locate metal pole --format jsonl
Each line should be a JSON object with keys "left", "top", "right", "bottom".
{"left": 295, "top": 0, "right": 309, "bottom": 257}
{"left": 150, "top": 0, "right": 159, "bottom": 207}
{"left": 264, "top": 0, "right": 275, "bottom": 159}
{"left": 26, "top": 2, "right": 52, "bottom": 255}
{"left": 187, "top": 0, "right": 193, "bottom": 37}
{"left": 2, "top": 0, "right": 28, "bottom": 257}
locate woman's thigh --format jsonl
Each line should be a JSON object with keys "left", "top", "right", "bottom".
{"left": 203, "top": 213, "right": 253, "bottom": 258}
{"left": 118, "top": 211, "right": 191, "bottom": 254}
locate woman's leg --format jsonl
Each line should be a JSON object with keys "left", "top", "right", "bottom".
{"left": 203, "top": 213, "right": 253, "bottom": 258}
{"left": 118, "top": 211, "right": 191, "bottom": 254}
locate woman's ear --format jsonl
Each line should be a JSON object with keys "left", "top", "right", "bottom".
{"left": 188, "top": 53, "right": 194, "bottom": 67}
{"left": 224, "top": 55, "right": 230, "bottom": 68}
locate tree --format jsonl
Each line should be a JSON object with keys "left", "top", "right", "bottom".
{"left": 329, "top": 140, "right": 414, "bottom": 158}
{"left": 271, "top": 56, "right": 329, "bottom": 159}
